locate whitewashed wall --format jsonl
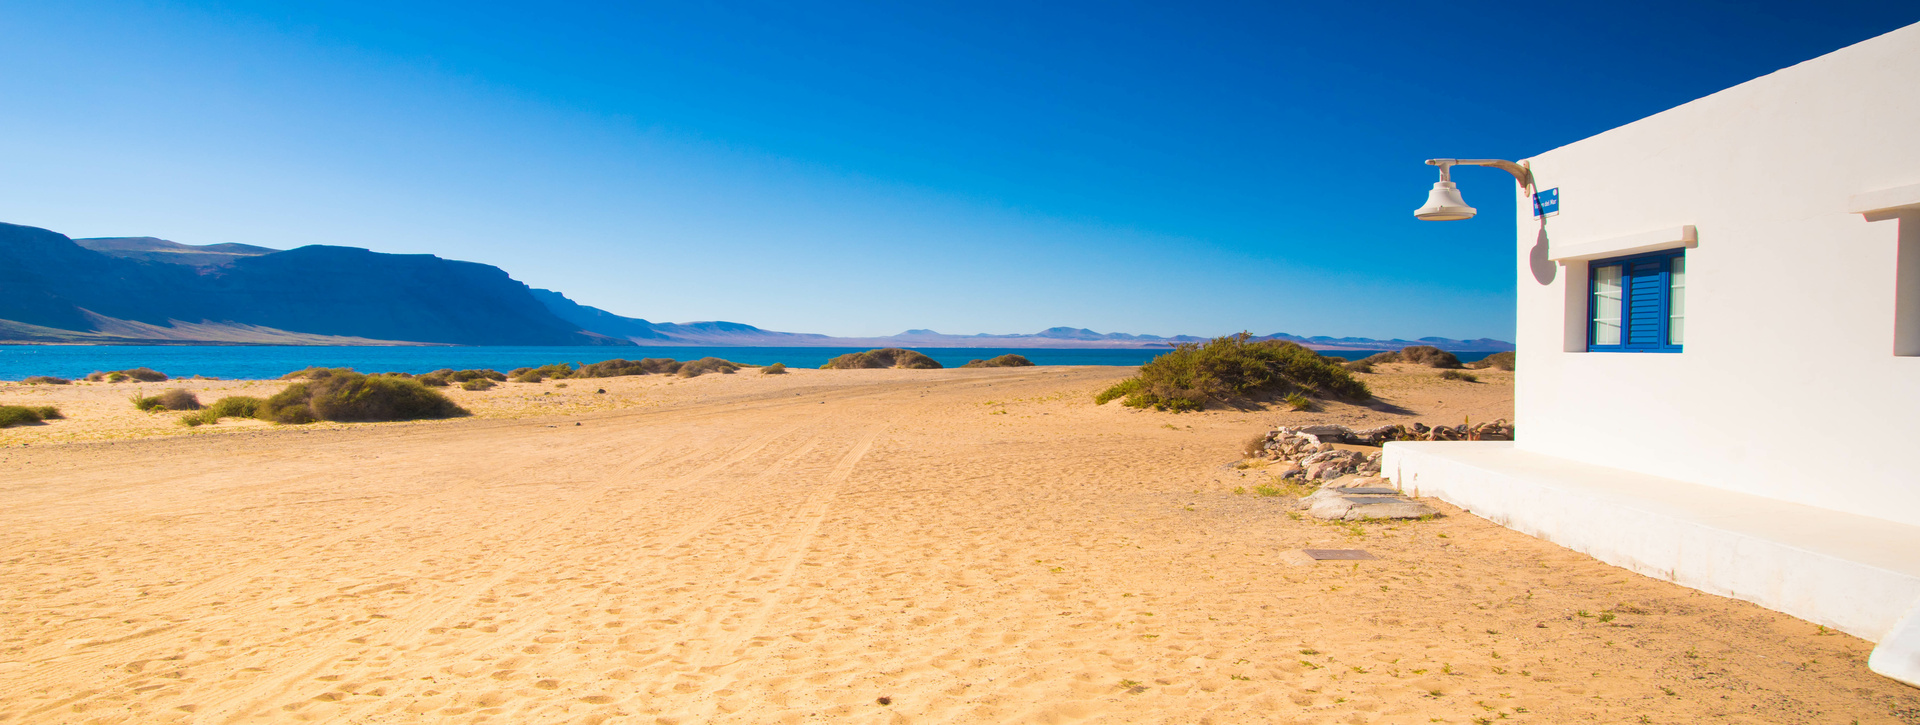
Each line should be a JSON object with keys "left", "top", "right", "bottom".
{"left": 1510, "top": 23, "right": 1920, "bottom": 526}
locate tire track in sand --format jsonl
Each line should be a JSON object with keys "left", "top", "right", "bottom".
{"left": 10, "top": 429, "right": 710, "bottom": 719}
{"left": 665, "top": 424, "right": 888, "bottom": 719}
{"left": 187, "top": 422, "right": 811, "bottom": 725}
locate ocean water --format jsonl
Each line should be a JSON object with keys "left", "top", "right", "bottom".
{"left": 0, "top": 345, "right": 1502, "bottom": 381}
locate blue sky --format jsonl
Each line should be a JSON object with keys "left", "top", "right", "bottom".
{"left": 1, "top": 2, "right": 1914, "bottom": 340}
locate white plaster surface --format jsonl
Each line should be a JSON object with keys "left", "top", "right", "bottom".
{"left": 1547, "top": 225, "right": 1695, "bottom": 262}
{"left": 1383, "top": 441, "right": 1920, "bottom": 686}
{"left": 1510, "top": 22, "right": 1920, "bottom": 526}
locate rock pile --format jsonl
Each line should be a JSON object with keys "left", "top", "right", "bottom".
{"left": 1255, "top": 420, "right": 1514, "bottom": 481}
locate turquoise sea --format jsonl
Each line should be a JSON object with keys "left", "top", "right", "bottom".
{"left": 0, "top": 345, "right": 1501, "bottom": 381}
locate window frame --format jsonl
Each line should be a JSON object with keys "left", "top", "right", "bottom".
{"left": 1586, "top": 248, "right": 1686, "bottom": 353}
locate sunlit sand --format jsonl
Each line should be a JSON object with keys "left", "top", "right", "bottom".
{"left": 2, "top": 365, "right": 1911, "bottom": 723}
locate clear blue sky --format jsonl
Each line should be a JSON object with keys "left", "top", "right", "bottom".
{"left": 1, "top": 2, "right": 1913, "bottom": 340}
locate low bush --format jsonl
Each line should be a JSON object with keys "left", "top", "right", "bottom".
{"left": 158, "top": 388, "right": 202, "bottom": 410}
{"left": 88, "top": 367, "right": 168, "bottom": 383}
{"left": 0, "top": 405, "right": 60, "bottom": 428}
{"left": 1283, "top": 392, "right": 1316, "bottom": 411}
{"left": 1397, "top": 345, "right": 1463, "bottom": 369}
{"left": 281, "top": 367, "right": 342, "bottom": 380}
{"left": 1340, "top": 360, "right": 1374, "bottom": 374}
{"left": 22, "top": 376, "right": 71, "bottom": 385}
{"left": 822, "top": 348, "right": 943, "bottom": 370}
{"left": 678, "top": 357, "right": 742, "bottom": 378}
{"left": 510, "top": 363, "right": 576, "bottom": 382}
{"left": 461, "top": 378, "right": 497, "bottom": 391}
{"left": 416, "top": 369, "right": 503, "bottom": 387}
{"left": 1093, "top": 333, "right": 1370, "bottom": 412}
{"left": 576, "top": 358, "right": 683, "bottom": 377}
{"left": 259, "top": 371, "right": 468, "bottom": 424}
{"left": 960, "top": 354, "right": 1035, "bottom": 368}
{"left": 1467, "top": 351, "right": 1515, "bottom": 371}
{"left": 132, "top": 388, "right": 202, "bottom": 412}
{"left": 762, "top": 362, "right": 788, "bottom": 374}
{"left": 1437, "top": 370, "right": 1480, "bottom": 383}
{"left": 182, "top": 395, "right": 267, "bottom": 426}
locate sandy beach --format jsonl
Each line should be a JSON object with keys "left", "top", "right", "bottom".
{"left": 2, "top": 364, "right": 1915, "bottom": 724}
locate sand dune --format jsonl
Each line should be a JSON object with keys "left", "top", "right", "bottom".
{"left": 1, "top": 366, "right": 1913, "bottom": 723}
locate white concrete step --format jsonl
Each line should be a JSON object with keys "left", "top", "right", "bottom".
{"left": 1382, "top": 441, "right": 1920, "bottom": 687}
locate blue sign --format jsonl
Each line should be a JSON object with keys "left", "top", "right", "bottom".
{"left": 1532, "top": 188, "right": 1560, "bottom": 217}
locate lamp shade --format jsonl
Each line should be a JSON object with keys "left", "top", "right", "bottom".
{"left": 1414, "top": 181, "right": 1476, "bottom": 221}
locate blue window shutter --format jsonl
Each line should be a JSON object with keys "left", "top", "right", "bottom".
{"left": 1586, "top": 249, "right": 1684, "bottom": 353}
{"left": 1625, "top": 258, "right": 1666, "bottom": 348}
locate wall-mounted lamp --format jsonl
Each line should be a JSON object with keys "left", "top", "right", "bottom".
{"left": 1414, "top": 158, "right": 1534, "bottom": 221}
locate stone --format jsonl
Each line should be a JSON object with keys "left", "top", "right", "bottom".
{"left": 1341, "top": 498, "right": 1437, "bottom": 521}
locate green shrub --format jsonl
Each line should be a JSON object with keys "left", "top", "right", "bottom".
{"left": 762, "top": 362, "right": 788, "bottom": 374}
{"left": 94, "top": 367, "right": 168, "bottom": 382}
{"left": 416, "top": 369, "right": 453, "bottom": 387}
{"left": 130, "top": 394, "right": 165, "bottom": 412}
{"left": 1093, "top": 333, "right": 1370, "bottom": 412}
{"left": 461, "top": 378, "right": 497, "bottom": 391}
{"left": 448, "top": 369, "right": 506, "bottom": 383}
{"left": 1468, "top": 351, "right": 1515, "bottom": 371}
{"left": 1340, "top": 360, "right": 1374, "bottom": 374}
{"left": 182, "top": 395, "right": 266, "bottom": 426}
{"left": 281, "top": 367, "right": 344, "bottom": 380}
{"left": 1283, "top": 392, "right": 1316, "bottom": 411}
{"left": 1397, "top": 345, "right": 1463, "bottom": 369}
{"left": 22, "top": 376, "right": 71, "bottom": 385}
{"left": 1437, "top": 370, "right": 1480, "bottom": 383}
{"left": 157, "top": 388, "right": 202, "bottom": 410}
{"left": 257, "top": 371, "right": 467, "bottom": 424}
{"left": 91, "top": 369, "right": 164, "bottom": 382}
{"left": 678, "top": 357, "right": 742, "bottom": 378}
{"left": 0, "top": 405, "right": 59, "bottom": 427}
{"left": 258, "top": 384, "right": 318, "bottom": 424}
{"left": 822, "top": 348, "right": 943, "bottom": 370}
{"left": 960, "top": 354, "right": 1035, "bottom": 368}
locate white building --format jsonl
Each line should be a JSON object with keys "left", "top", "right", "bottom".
{"left": 1384, "top": 22, "right": 1920, "bottom": 686}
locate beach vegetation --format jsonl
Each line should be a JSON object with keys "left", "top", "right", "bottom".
{"left": 157, "top": 388, "right": 202, "bottom": 410}
{"left": 762, "top": 362, "right": 788, "bottom": 374}
{"left": 416, "top": 369, "right": 504, "bottom": 387}
{"left": 960, "top": 354, "right": 1034, "bottom": 368}
{"left": 132, "top": 389, "right": 201, "bottom": 412}
{"left": 1438, "top": 370, "right": 1480, "bottom": 382}
{"left": 1468, "top": 351, "right": 1515, "bottom": 371}
{"left": 822, "top": 348, "right": 942, "bottom": 370}
{"left": 0, "top": 405, "right": 61, "bottom": 428}
{"left": 1093, "top": 333, "right": 1370, "bottom": 412}
{"left": 1341, "top": 359, "right": 1375, "bottom": 374}
{"left": 259, "top": 370, "right": 467, "bottom": 424}
{"left": 88, "top": 367, "right": 168, "bottom": 383}
{"left": 677, "top": 357, "right": 742, "bottom": 377}
{"left": 1283, "top": 392, "right": 1316, "bottom": 411}
{"left": 181, "top": 396, "right": 267, "bottom": 426}
{"left": 575, "top": 358, "right": 681, "bottom": 377}
{"left": 461, "top": 378, "right": 497, "bottom": 391}
{"left": 22, "top": 375, "right": 71, "bottom": 385}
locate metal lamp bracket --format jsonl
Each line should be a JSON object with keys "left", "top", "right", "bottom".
{"left": 1426, "top": 158, "right": 1533, "bottom": 189}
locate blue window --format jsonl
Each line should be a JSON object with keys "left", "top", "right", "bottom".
{"left": 1588, "top": 249, "right": 1685, "bottom": 352}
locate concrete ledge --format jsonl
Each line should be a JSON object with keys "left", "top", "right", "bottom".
{"left": 1383, "top": 441, "right": 1920, "bottom": 687}
{"left": 1549, "top": 225, "right": 1696, "bottom": 262}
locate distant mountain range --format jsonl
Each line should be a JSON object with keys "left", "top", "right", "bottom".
{"left": 0, "top": 222, "right": 1512, "bottom": 352}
